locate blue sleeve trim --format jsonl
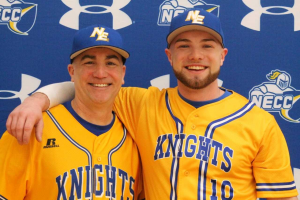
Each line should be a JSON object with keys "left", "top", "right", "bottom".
{"left": 256, "top": 181, "right": 296, "bottom": 192}
{"left": 256, "top": 186, "right": 296, "bottom": 191}
{"left": 256, "top": 181, "right": 295, "bottom": 186}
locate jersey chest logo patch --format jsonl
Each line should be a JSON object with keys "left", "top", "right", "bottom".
{"left": 43, "top": 138, "right": 60, "bottom": 148}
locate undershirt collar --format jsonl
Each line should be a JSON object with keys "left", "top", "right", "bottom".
{"left": 178, "top": 88, "right": 232, "bottom": 108}
{"left": 62, "top": 101, "right": 115, "bottom": 136}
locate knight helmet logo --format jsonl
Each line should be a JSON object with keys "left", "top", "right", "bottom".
{"left": 0, "top": 0, "right": 37, "bottom": 35}
{"left": 59, "top": 0, "right": 132, "bottom": 30}
{"left": 249, "top": 70, "right": 300, "bottom": 123}
{"left": 157, "top": 0, "right": 219, "bottom": 26}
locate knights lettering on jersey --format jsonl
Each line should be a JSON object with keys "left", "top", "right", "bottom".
{"left": 56, "top": 165, "right": 135, "bottom": 199}
{"left": 154, "top": 134, "right": 233, "bottom": 172}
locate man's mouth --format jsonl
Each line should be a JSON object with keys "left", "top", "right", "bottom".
{"left": 186, "top": 66, "right": 206, "bottom": 70}
{"left": 89, "top": 83, "right": 111, "bottom": 87}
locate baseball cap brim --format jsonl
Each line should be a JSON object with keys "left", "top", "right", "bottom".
{"left": 70, "top": 45, "right": 129, "bottom": 60}
{"left": 167, "top": 25, "right": 224, "bottom": 47}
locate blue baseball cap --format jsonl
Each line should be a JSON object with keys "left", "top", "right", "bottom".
{"left": 70, "top": 25, "right": 129, "bottom": 60}
{"left": 167, "top": 8, "right": 225, "bottom": 47}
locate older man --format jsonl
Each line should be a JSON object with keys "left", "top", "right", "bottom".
{"left": 6, "top": 9, "right": 298, "bottom": 200}
{"left": 0, "top": 25, "right": 143, "bottom": 199}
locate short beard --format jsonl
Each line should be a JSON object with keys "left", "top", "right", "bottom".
{"left": 173, "top": 67, "right": 220, "bottom": 89}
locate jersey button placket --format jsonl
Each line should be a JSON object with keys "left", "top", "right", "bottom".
{"left": 184, "top": 170, "right": 189, "bottom": 176}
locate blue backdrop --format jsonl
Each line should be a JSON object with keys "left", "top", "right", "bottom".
{"left": 0, "top": 0, "right": 299, "bottom": 197}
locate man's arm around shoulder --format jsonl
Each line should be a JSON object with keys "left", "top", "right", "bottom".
{"left": 6, "top": 92, "right": 49, "bottom": 144}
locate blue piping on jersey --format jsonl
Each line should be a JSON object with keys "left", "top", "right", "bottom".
{"left": 198, "top": 101, "right": 255, "bottom": 200}
{"left": 46, "top": 110, "right": 94, "bottom": 200}
{"left": 0, "top": 195, "right": 8, "bottom": 200}
{"left": 204, "top": 101, "right": 255, "bottom": 138}
{"left": 198, "top": 161, "right": 209, "bottom": 200}
{"left": 165, "top": 92, "right": 256, "bottom": 200}
{"left": 166, "top": 92, "right": 183, "bottom": 133}
{"left": 106, "top": 125, "right": 127, "bottom": 200}
{"left": 165, "top": 92, "right": 184, "bottom": 200}
{"left": 107, "top": 125, "right": 127, "bottom": 167}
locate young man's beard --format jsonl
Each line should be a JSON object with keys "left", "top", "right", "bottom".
{"left": 173, "top": 67, "right": 220, "bottom": 90}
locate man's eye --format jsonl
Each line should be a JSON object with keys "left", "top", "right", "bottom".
{"left": 107, "top": 61, "right": 117, "bottom": 66}
{"left": 84, "top": 61, "right": 94, "bottom": 65}
{"left": 178, "top": 44, "right": 189, "bottom": 48}
{"left": 203, "top": 44, "right": 213, "bottom": 48}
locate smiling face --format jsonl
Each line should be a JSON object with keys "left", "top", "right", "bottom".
{"left": 68, "top": 47, "right": 126, "bottom": 107}
{"left": 165, "top": 30, "right": 228, "bottom": 91}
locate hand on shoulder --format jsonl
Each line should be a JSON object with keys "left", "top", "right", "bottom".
{"left": 6, "top": 92, "right": 50, "bottom": 144}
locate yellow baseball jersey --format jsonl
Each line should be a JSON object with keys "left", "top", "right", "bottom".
{"left": 113, "top": 86, "right": 298, "bottom": 200}
{"left": 0, "top": 104, "right": 143, "bottom": 200}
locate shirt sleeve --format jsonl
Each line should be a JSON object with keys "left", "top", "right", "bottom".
{"left": 0, "top": 132, "right": 32, "bottom": 199}
{"left": 253, "top": 116, "right": 298, "bottom": 198}
{"left": 113, "top": 87, "right": 148, "bottom": 141}
{"left": 34, "top": 81, "right": 75, "bottom": 109}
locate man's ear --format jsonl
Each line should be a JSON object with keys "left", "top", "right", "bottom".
{"left": 220, "top": 48, "right": 228, "bottom": 66}
{"left": 165, "top": 48, "right": 173, "bottom": 66}
{"left": 68, "top": 64, "right": 75, "bottom": 82}
{"left": 122, "top": 65, "right": 126, "bottom": 85}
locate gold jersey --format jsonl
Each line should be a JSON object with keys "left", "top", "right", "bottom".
{"left": 0, "top": 104, "right": 143, "bottom": 200}
{"left": 113, "top": 86, "right": 297, "bottom": 200}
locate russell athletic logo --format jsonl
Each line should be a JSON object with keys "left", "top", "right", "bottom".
{"left": 157, "top": 0, "right": 219, "bottom": 26}
{"left": 0, "top": 0, "right": 37, "bottom": 35}
{"left": 43, "top": 138, "right": 59, "bottom": 148}
{"left": 0, "top": 74, "right": 41, "bottom": 102}
{"left": 241, "top": 0, "right": 300, "bottom": 31}
{"left": 249, "top": 70, "right": 300, "bottom": 123}
{"left": 60, "top": 0, "right": 132, "bottom": 30}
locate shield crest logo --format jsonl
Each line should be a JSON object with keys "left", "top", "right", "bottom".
{"left": 2, "top": 0, "right": 38, "bottom": 35}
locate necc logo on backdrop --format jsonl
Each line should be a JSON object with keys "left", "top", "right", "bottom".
{"left": 157, "top": 0, "right": 219, "bottom": 26}
{"left": 60, "top": 0, "right": 132, "bottom": 30}
{"left": 242, "top": 0, "right": 300, "bottom": 31}
{"left": 0, "top": 0, "right": 37, "bottom": 35}
{"left": 249, "top": 70, "right": 300, "bottom": 123}
{"left": 0, "top": 74, "right": 41, "bottom": 102}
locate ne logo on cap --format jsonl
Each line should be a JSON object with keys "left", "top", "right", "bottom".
{"left": 185, "top": 10, "right": 205, "bottom": 24}
{"left": 90, "top": 27, "right": 109, "bottom": 41}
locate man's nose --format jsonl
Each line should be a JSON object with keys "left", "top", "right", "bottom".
{"left": 93, "top": 64, "right": 108, "bottom": 78}
{"left": 188, "top": 48, "right": 205, "bottom": 60}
